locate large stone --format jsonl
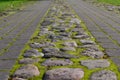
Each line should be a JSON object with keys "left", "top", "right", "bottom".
{"left": 43, "top": 51, "right": 76, "bottom": 59}
{"left": 64, "top": 41, "right": 78, "bottom": 47}
{"left": 14, "top": 64, "right": 40, "bottom": 79}
{"left": 43, "top": 68, "right": 84, "bottom": 80}
{"left": 30, "top": 42, "right": 55, "bottom": 48}
{"left": 90, "top": 70, "right": 117, "bottom": 80}
{"left": 23, "top": 49, "right": 44, "bottom": 58}
{"left": 81, "top": 59, "right": 110, "bottom": 69}
{"left": 80, "top": 40, "right": 95, "bottom": 45}
{"left": 42, "top": 47, "right": 59, "bottom": 53}
{"left": 42, "top": 59, "right": 73, "bottom": 66}
{"left": 82, "top": 48, "right": 104, "bottom": 58}
{"left": 19, "top": 58, "right": 40, "bottom": 64}
{"left": 60, "top": 47, "right": 76, "bottom": 51}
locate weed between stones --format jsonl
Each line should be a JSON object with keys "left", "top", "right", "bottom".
{"left": 10, "top": 0, "right": 119, "bottom": 80}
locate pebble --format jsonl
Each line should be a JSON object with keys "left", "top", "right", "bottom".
{"left": 90, "top": 70, "right": 117, "bottom": 80}
{"left": 13, "top": 64, "right": 40, "bottom": 79}
{"left": 23, "top": 49, "right": 44, "bottom": 58}
{"left": 43, "top": 68, "right": 84, "bottom": 80}
{"left": 42, "top": 59, "right": 73, "bottom": 66}
{"left": 81, "top": 59, "right": 110, "bottom": 69}
{"left": 64, "top": 41, "right": 78, "bottom": 47}
{"left": 19, "top": 58, "right": 40, "bottom": 64}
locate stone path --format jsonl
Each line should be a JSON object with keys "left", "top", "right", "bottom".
{"left": 0, "top": 0, "right": 120, "bottom": 80}
{"left": 9, "top": 0, "right": 119, "bottom": 80}
{"left": 67, "top": 0, "right": 120, "bottom": 68}
{"left": 0, "top": 1, "right": 51, "bottom": 80}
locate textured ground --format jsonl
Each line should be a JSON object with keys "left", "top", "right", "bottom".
{"left": 0, "top": 0, "right": 120, "bottom": 80}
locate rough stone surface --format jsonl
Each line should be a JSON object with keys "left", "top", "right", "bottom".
{"left": 81, "top": 59, "right": 110, "bottom": 69}
{"left": 60, "top": 47, "right": 76, "bottom": 51}
{"left": 82, "top": 48, "right": 104, "bottom": 58}
{"left": 41, "top": 20, "right": 53, "bottom": 26}
{"left": 90, "top": 70, "right": 117, "bottom": 80}
{"left": 23, "top": 49, "right": 44, "bottom": 58}
{"left": 19, "top": 58, "right": 40, "bottom": 64}
{"left": 64, "top": 41, "right": 78, "bottom": 47}
{"left": 12, "top": 77, "right": 27, "bottom": 80}
{"left": 14, "top": 64, "right": 40, "bottom": 79}
{"left": 43, "top": 68, "right": 84, "bottom": 80}
{"left": 42, "top": 59, "right": 73, "bottom": 66}
{"left": 43, "top": 51, "right": 76, "bottom": 58}
{"left": 80, "top": 40, "right": 95, "bottom": 45}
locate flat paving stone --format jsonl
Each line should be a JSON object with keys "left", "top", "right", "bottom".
{"left": 0, "top": 71, "right": 9, "bottom": 80}
{"left": 105, "top": 49, "right": 120, "bottom": 57}
{"left": 0, "top": 1, "right": 51, "bottom": 80}
{"left": 0, "top": 60, "right": 16, "bottom": 70}
{"left": 67, "top": 0, "right": 120, "bottom": 67}
{"left": 111, "top": 57, "right": 120, "bottom": 66}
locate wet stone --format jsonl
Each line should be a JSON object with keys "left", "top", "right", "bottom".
{"left": 13, "top": 64, "right": 40, "bottom": 79}
{"left": 81, "top": 59, "right": 110, "bottom": 69}
{"left": 19, "top": 58, "right": 40, "bottom": 64}
{"left": 90, "top": 70, "right": 117, "bottom": 80}
{"left": 64, "top": 41, "right": 78, "bottom": 47}
{"left": 43, "top": 68, "right": 84, "bottom": 80}
{"left": 23, "top": 49, "right": 44, "bottom": 58}
{"left": 42, "top": 59, "right": 73, "bottom": 66}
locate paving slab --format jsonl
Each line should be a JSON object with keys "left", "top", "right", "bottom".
{"left": 0, "top": 1, "right": 51, "bottom": 79}
{"left": 67, "top": 0, "right": 120, "bottom": 66}
{"left": 0, "top": 71, "right": 9, "bottom": 80}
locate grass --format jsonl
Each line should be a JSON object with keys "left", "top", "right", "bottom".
{"left": 0, "top": 0, "right": 33, "bottom": 12}
{"left": 97, "top": 0, "right": 120, "bottom": 5}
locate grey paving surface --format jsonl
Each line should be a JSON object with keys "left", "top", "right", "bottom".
{"left": 0, "top": 1, "right": 51, "bottom": 79}
{"left": 67, "top": 0, "right": 120, "bottom": 67}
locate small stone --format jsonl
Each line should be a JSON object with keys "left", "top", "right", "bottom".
{"left": 80, "top": 39, "right": 95, "bottom": 45}
{"left": 29, "top": 42, "right": 43, "bottom": 48}
{"left": 41, "top": 20, "right": 53, "bottom": 26}
{"left": 12, "top": 77, "right": 27, "bottom": 80}
{"left": 43, "top": 68, "right": 84, "bottom": 80}
{"left": 70, "top": 18, "right": 81, "bottom": 24}
{"left": 90, "top": 70, "right": 117, "bottom": 80}
{"left": 42, "top": 47, "right": 59, "bottom": 53}
{"left": 73, "top": 35, "right": 89, "bottom": 39}
{"left": 43, "top": 51, "right": 76, "bottom": 59}
{"left": 60, "top": 47, "right": 76, "bottom": 51}
{"left": 82, "top": 50, "right": 104, "bottom": 58}
{"left": 64, "top": 41, "right": 78, "bottom": 47}
{"left": 14, "top": 64, "right": 40, "bottom": 79}
{"left": 19, "top": 58, "right": 40, "bottom": 64}
{"left": 81, "top": 59, "right": 110, "bottom": 69}
{"left": 23, "top": 49, "right": 44, "bottom": 58}
{"left": 42, "top": 59, "right": 73, "bottom": 66}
